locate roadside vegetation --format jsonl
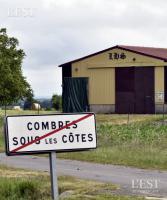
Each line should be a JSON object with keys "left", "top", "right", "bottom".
{"left": 0, "top": 165, "right": 145, "bottom": 200}
{"left": 0, "top": 110, "right": 167, "bottom": 170}
{"left": 0, "top": 111, "right": 4, "bottom": 152}
{"left": 59, "top": 114, "right": 167, "bottom": 170}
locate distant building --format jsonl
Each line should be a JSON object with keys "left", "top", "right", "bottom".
{"left": 59, "top": 45, "right": 167, "bottom": 114}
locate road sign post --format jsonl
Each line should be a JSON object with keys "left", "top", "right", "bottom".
{"left": 4, "top": 113, "right": 96, "bottom": 200}
{"left": 49, "top": 152, "right": 59, "bottom": 200}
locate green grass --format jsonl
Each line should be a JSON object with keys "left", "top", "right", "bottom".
{"left": 0, "top": 109, "right": 56, "bottom": 116}
{"left": 95, "top": 114, "right": 161, "bottom": 124}
{"left": 58, "top": 119, "right": 167, "bottom": 170}
{"left": 0, "top": 114, "right": 4, "bottom": 152}
{"left": 0, "top": 133, "right": 3, "bottom": 152}
{"left": 0, "top": 165, "right": 145, "bottom": 200}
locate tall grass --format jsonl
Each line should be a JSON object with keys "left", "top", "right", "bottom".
{"left": 0, "top": 178, "right": 49, "bottom": 200}
{"left": 0, "top": 115, "right": 4, "bottom": 152}
{"left": 0, "top": 166, "right": 141, "bottom": 200}
{"left": 98, "top": 121, "right": 167, "bottom": 145}
{"left": 58, "top": 121, "right": 167, "bottom": 169}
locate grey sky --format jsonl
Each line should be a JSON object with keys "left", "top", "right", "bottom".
{"left": 1, "top": 0, "right": 167, "bottom": 97}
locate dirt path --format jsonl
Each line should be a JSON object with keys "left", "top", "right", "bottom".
{"left": 0, "top": 153, "right": 167, "bottom": 198}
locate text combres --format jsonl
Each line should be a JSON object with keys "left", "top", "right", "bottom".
{"left": 5, "top": 113, "right": 97, "bottom": 155}
{"left": 13, "top": 120, "right": 93, "bottom": 146}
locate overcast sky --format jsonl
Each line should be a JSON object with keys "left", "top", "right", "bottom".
{"left": 1, "top": 0, "right": 167, "bottom": 98}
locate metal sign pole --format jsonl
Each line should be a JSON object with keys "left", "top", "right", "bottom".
{"left": 49, "top": 152, "right": 59, "bottom": 200}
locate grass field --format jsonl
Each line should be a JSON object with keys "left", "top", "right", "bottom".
{"left": 58, "top": 120, "right": 167, "bottom": 170}
{"left": 0, "top": 165, "right": 146, "bottom": 200}
{"left": 0, "top": 110, "right": 167, "bottom": 170}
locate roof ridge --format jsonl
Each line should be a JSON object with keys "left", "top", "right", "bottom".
{"left": 119, "top": 44, "right": 167, "bottom": 50}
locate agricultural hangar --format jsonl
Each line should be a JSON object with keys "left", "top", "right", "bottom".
{"left": 59, "top": 45, "right": 167, "bottom": 114}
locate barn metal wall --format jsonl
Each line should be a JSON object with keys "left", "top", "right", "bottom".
{"left": 89, "top": 68, "right": 115, "bottom": 104}
{"left": 155, "top": 66, "right": 164, "bottom": 103}
{"left": 71, "top": 48, "right": 166, "bottom": 113}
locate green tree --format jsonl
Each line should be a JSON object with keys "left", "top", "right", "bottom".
{"left": 23, "top": 91, "right": 35, "bottom": 110}
{"left": 0, "top": 28, "right": 33, "bottom": 106}
{"left": 52, "top": 94, "right": 62, "bottom": 110}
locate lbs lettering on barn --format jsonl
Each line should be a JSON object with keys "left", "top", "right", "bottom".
{"left": 4, "top": 113, "right": 96, "bottom": 155}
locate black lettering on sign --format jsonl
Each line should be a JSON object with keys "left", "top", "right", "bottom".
{"left": 49, "top": 138, "right": 52, "bottom": 144}
{"left": 45, "top": 138, "right": 49, "bottom": 144}
{"left": 62, "top": 135, "right": 67, "bottom": 143}
{"left": 75, "top": 134, "right": 80, "bottom": 142}
{"left": 72, "top": 123, "right": 77, "bottom": 129}
{"left": 20, "top": 137, "right": 26, "bottom": 145}
{"left": 13, "top": 137, "right": 18, "bottom": 145}
{"left": 34, "top": 122, "right": 40, "bottom": 130}
{"left": 26, "top": 120, "right": 78, "bottom": 131}
{"left": 69, "top": 133, "right": 74, "bottom": 143}
{"left": 58, "top": 121, "right": 63, "bottom": 128}
{"left": 35, "top": 136, "right": 40, "bottom": 144}
{"left": 45, "top": 137, "right": 57, "bottom": 144}
{"left": 42, "top": 122, "right": 49, "bottom": 130}
{"left": 53, "top": 138, "right": 57, "bottom": 144}
{"left": 65, "top": 121, "right": 70, "bottom": 129}
{"left": 81, "top": 134, "right": 86, "bottom": 142}
{"left": 61, "top": 133, "right": 94, "bottom": 144}
{"left": 88, "top": 133, "right": 93, "bottom": 142}
{"left": 51, "top": 121, "right": 56, "bottom": 129}
{"left": 27, "top": 122, "right": 32, "bottom": 130}
{"left": 13, "top": 136, "right": 41, "bottom": 146}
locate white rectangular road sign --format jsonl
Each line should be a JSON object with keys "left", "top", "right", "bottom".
{"left": 5, "top": 113, "right": 96, "bottom": 155}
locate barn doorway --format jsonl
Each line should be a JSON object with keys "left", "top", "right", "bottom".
{"left": 115, "top": 67, "right": 155, "bottom": 114}
{"left": 62, "top": 77, "right": 89, "bottom": 113}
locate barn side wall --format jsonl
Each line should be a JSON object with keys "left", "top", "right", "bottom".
{"left": 71, "top": 48, "right": 167, "bottom": 113}
{"left": 155, "top": 66, "right": 165, "bottom": 113}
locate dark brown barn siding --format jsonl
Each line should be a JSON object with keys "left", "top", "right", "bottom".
{"left": 116, "top": 67, "right": 155, "bottom": 114}
{"left": 135, "top": 67, "right": 155, "bottom": 114}
{"left": 116, "top": 67, "right": 135, "bottom": 113}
